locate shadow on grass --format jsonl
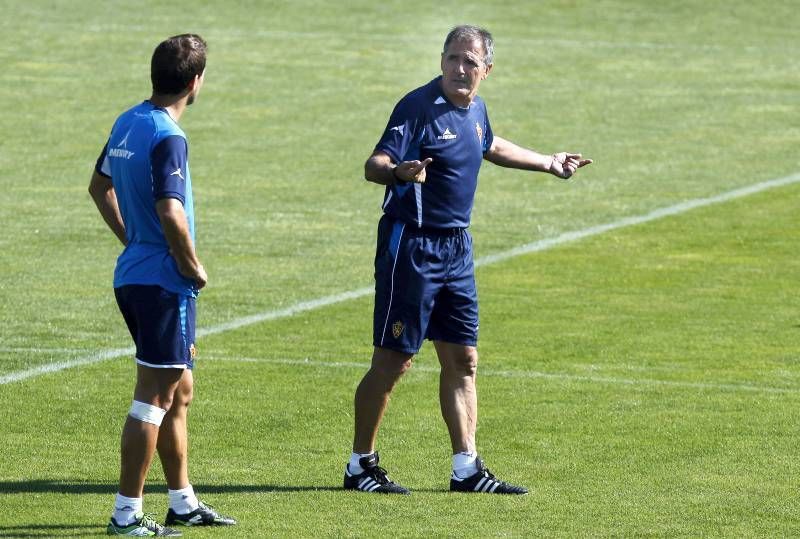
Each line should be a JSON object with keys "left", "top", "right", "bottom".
{"left": 0, "top": 480, "right": 342, "bottom": 494}
{"left": 0, "top": 524, "right": 99, "bottom": 537}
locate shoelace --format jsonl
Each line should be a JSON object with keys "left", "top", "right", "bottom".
{"left": 139, "top": 513, "right": 166, "bottom": 531}
{"left": 478, "top": 466, "right": 506, "bottom": 485}
{"left": 366, "top": 465, "right": 392, "bottom": 484}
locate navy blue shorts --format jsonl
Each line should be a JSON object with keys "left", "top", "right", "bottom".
{"left": 373, "top": 215, "right": 479, "bottom": 354}
{"left": 114, "top": 285, "right": 197, "bottom": 369}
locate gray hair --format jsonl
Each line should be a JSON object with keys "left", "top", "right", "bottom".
{"left": 443, "top": 25, "right": 494, "bottom": 66}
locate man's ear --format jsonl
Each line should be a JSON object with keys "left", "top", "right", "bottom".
{"left": 483, "top": 63, "right": 493, "bottom": 80}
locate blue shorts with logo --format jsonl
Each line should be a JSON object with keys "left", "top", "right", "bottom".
{"left": 373, "top": 214, "right": 479, "bottom": 354}
{"left": 114, "top": 285, "right": 197, "bottom": 369}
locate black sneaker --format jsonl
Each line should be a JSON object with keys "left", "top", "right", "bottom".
{"left": 107, "top": 512, "right": 182, "bottom": 536}
{"left": 450, "top": 456, "right": 528, "bottom": 495}
{"left": 343, "top": 452, "right": 410, "bottom": 494}
{"left": 165, "top": 501, "right": 237, "bottom": 527}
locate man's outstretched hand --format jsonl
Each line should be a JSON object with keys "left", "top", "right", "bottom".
{"left": 549, "top": 153, "right": 592, "bottom": 179}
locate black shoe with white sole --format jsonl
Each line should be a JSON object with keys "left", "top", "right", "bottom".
{"left": 343, "top": 452, "right": 410, "bottom": 495}
{"left": 450, "top": 456, "right": 528, "bottom": 495}
{"left": 165, "top": 501, "right": 236, "bottom": 527}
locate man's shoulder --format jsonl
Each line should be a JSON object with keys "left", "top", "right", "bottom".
{"left": 394, "top": 78, "right": 445, "bottom": 115}
{"left": 412, "top": 77, "right": 442, "bottom": 101}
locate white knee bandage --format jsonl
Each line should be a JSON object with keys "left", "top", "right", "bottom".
{"left": 129, "top": 400, "right": 167, "bottom": 426}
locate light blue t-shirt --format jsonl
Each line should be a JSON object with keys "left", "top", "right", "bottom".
{"left": 96, "top": 100, "right": 197, "bottom": 297}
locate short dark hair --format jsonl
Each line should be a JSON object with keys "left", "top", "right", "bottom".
{"left": 443, "top": 25, "right": 494, "bottom": 66}
{"left": 151, "top": 34, "right": 207, "bottom": 95}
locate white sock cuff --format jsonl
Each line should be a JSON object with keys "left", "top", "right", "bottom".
{"left": 129, "top": 400, "right": 167, "bottom": 426}
{"left": 452, "top": 451, "right": 478, "bottom": 477}
{"left": 348, "top": 452, "right": 375, "bottom": 474}
{"left": 168, "top": 484, "right": 199, "bottom": 513}
{"left": 113, "top": 493, "right": 143, "bottom": 526}
{"left": 168, "top": 484, "right": 195, "bottom": 496}
{"left": 114, "top": 493, "right": 143, "bottom": 511}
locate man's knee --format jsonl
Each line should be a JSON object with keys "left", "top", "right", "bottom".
{"left": 441, "top": 345, "right": 478, "bottom": 376}
{"left": 133, "top": 367, "right": 188, "bottom": 413}
{"left": 174, "top": 380, "right": 194, "bottom": 408}
{"left": 164, "top": 371, "right": 194, "bottom": 411}
{"left": 371, "top": 348, "right": 414, "bottom": 379}
{"left": 458, "top": 349, "right": 478, "bottom": 376}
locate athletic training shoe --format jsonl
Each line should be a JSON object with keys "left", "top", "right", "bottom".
{"left": 343, "top": 452, "right": 410, "bottom": 494}
{"left": 165, "top": 501, "right": 237, "bottom": 527}
{"left": 450, "top": 456, "right": 528, "bottom": 495}
{"left": 107, "top": 512, "right": 182, "bottom": 536}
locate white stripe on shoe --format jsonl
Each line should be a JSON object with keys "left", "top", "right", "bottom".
{"left": 358, "top": 478, "right": 374, "bottom": 490}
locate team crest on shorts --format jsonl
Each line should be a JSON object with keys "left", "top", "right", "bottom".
{"left": 392, "top": 321, "right": 404, "bottom": 339}
{"left": 189, "top": 344, "right": 197, "bottom": 359}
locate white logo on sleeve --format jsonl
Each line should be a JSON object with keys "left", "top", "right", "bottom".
{"left": 118, "top": 130, "right": 130, "bottom": 148}
{"left": 437, "top": 128, "right": 457, "bottom": 140}
{"left": 108, "top": 130, "right": 135, "bottom": 159}
{"left": 169, "top": 167, "right": 185, "bottom": 180}
{"left": 390, "top": 125, "right": 405, "bottom": 136}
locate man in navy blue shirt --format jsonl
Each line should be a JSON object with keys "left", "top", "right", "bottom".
{"left": 344, "top": 25, "right": 591, "bottom": 495}
{"left": 89, "top": 34, "right": 235, "bottom": 535}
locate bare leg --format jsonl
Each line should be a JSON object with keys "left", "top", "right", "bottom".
{"left": 119, "top": 365, "right": 183, "bottom": 498}
{"left": 434, "top": 341, "right": 478, "bottom": 454}
{"left": 157, "top": 368, "right": 193, "bottom": 490}
{"left": 352, "top": 347, "right": 414, "bottom": 453}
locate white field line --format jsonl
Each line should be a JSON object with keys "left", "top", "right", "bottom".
{"left": 205, "top": 355, "right": 800, "bottom": 395}
{"left": 2, "top": 172, "right": 799, "bottom": 386}
{"left": 0, "top": 347, "right": 95, "bottom": 354}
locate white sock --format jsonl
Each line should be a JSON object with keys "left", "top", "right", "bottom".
{"left": 168, "top": 484, "right": 199, "bottom": 514}
{"left": 348, "top": 452, "right": 374, "bottom": 475}
{"left": 452, "top": 451, "right": 478, "bottom": 479}
{"left": 112, "top": 493, "right": 142, "bottom": 526}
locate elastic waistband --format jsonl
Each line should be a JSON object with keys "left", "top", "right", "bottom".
{"left": 381, "top": 214, "right": 467, "bottom": 236}
{"left": 415, "top": 224, "right": 467, "bottom": 236}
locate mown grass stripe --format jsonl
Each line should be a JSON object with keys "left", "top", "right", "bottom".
{"left": 2, "top": 171, "right": 798, "bottom": 386}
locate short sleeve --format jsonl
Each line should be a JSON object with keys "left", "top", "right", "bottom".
{"left": 151, "top": 135, "right": 188, "bottom": 205}
{"left": 482, "top": 103, "right": 494, "bottom": 154}
{"left": 374, "top": 96, "right": 421, "bottom": 163}
{"left": 95, "top": 141, "right": 111, "bottom": 177}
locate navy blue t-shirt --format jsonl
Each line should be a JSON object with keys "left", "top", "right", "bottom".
{"left": 375, "top": 76, "right": 494, "bottom": 229}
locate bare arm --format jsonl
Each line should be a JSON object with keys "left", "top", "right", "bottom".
{"left": 88, "top": 170, "right": 127, "bottom": 246}
{"left": 364, "top": 150, "right": 432, "bottom": 185}
{"left": 485, "top": 135, "right": 592, "bottom": 179}
{"left": 156, "top": 198, "right": 207, "bottom": 289}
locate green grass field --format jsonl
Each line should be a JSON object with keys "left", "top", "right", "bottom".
{"left": 1, "top": 0, "right": 799, "bottom": 536}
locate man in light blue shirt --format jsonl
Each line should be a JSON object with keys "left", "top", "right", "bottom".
{"left": 89, "top": 34, "right": 235, "bottom": 536}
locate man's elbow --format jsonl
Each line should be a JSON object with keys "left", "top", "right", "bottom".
{"left": 88, "top": 180, "right": 104, "bottom": 202}
{"left": 364, "top": 158, "right": 380, "bottom": 183}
